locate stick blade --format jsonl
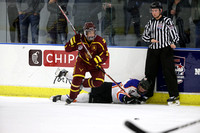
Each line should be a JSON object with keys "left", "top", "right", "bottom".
{"left": 125, "top": 121, "right": 147, "bottom": 133}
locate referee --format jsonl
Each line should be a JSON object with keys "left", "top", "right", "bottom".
{"left": 142, "top": 1, "right": 180, "bottom": 105}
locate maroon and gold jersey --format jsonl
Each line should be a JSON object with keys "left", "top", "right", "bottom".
{"left": 65, "top": 34, "right": 109, "bottom": 66}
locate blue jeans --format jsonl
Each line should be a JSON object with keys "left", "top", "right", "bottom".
{"left": 48, "top": 32, "right": 67, "bottom": 44}
{"left": 19, "top": 14, "right": 40, "bottom": 43}
{"left": 195, "top": 21, "right": 200, "bottom": 48}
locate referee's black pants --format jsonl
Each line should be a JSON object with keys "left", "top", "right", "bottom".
{"left": 145, "top": 46, "right": 179, "bottom": 98}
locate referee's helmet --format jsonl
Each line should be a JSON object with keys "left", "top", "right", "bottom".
{"left": 150, "top": 1, "right": 163, "bottom": 10}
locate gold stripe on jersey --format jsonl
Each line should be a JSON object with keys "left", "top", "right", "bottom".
{"left": 96, "top": 78, "right": 104, "bottom": 82}
{"left": 91, "top": 80, "right": 95, "bottom": 88}
{"left": 83, "top": 37, "right": 105, "bottom": 50}
{"left": 92, "top": 42, "right": 105, "bottom": 57}
{"left": 71, "top": 83, "right": 80, "bottom": 88}
{"left": 92, "top": 42, "right": 105, "bottom": 51}
{"left": 70, "top": 89, "right": 80, "bottom": 92}
{"left": 99, "top": 51, "right": 104, "bottom": 57}
{"left": 73, "top": 74, "right": 85, "bottom": 78}
{"left": 70, "top": 38, "right": 73, "bottom": 45}
{"left": 70, "top": 37, "right": 75, "bottom": 45}
{"left": 88, "top": 78, "right": 92, "bottom": 88}
{"left": 73, "top": 36, "right": 76, "bottom": 43}
{"left": 77, "top": 42, "right": 82, "bottom": 45}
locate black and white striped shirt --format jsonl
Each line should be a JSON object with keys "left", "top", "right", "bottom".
{"left": 142, "top": 16, "right": 179, "bottom": 49}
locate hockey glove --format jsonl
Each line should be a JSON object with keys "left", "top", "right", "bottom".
{"left": 122, "top": 95, "right": 141, "bottom": 104}
{"left": 137, "top": 96, "right": 149, "bottom": 104}
{"left": 93, "top": 55, "right": 102, "bottom": 68}
{"left": 69, "top": 34, "right": 81, "bottom": 46}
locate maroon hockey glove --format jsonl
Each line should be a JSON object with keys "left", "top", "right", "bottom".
{"left": 93, "top": 55, "right": 102, "bottom": 68}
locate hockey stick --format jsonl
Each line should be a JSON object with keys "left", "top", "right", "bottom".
{"left": 125, "top": 121, "right": 147, "bottom": 133}
{"left": 162, "top": 119, "right": 200, "bottom": 133}
{"left": 125, "top": 119, "right": 200, "bottom": 133}
{"left": 56, "top": 2, "right": 92, "bottom": 59}
{"left": 97, "top": 67, "right": 131, "bottom": 97}
{"left": 56, "top": 2, "right": 131, "bottom": 98}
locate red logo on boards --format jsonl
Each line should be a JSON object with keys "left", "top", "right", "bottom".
{"left": 44, "top": 50, "right": 77, "bottom": 67}
{"left": 43, "top": 50, "right": 109, "bottom": 68}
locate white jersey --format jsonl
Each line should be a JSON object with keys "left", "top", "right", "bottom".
{"left": 111, "top": 79, "right": 141, "bottom": 103}
{"left": 54, "top": 69, "right": 142, "bottom": 103}
{"left": 60, "top": 79, "right": 141, "bottom": 104}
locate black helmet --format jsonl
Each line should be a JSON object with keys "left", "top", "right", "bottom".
{"left": 137, "top": 78, "right": 151, "bottom": 95}
{"left": 150, "top": 1, "right": 163, "bottom": 9}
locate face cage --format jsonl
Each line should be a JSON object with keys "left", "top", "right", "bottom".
{"left": 137, "top": 85, "right": 148, "bottom": 96}
{"left": 84, "top": 29, "right": 97, "bottom": 41}
{"left": 137, "top": 89, "right": 147, "bottom": 96}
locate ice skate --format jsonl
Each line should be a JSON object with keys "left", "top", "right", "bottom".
{"left": 65, "top": 95, "right": 74, "bottom": 105}
{"left": 167, "top": 96, "right": 180, "bottom": 106}
{"left": 50, "top": 95, "right": 61, "bottom": 102}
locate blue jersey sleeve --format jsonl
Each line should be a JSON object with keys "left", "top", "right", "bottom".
{"left": 112, "top": 82, "right": 121, "bottom": 87}
{"left": 119, "top": 93, "right": 125, "bottom": 102}
{"left": 124, "top": 79, "right": 140, "bottom": 88}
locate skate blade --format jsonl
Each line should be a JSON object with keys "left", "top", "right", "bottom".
{"left": 168, "top": 100, "right": 180, "bottom": 106}
{"left": 65, "top": 102, "right": 71, "bottom": 105}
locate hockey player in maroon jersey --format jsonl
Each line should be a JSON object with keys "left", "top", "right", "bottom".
{"left": 64, "top": 22, "right": 109, "bottom": 104}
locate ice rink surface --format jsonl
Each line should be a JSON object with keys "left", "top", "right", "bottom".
{"left": 0, "top": 96, "right": 200, "bottom": 133}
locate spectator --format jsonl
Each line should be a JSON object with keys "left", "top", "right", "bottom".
{"left": 16, "top": 0, "right": 45, "bottom": 43}
{"left": 7, "top": 0, "right": 20, "bottom": 43}
{"left": 124, "top": 0, "right": 142, "bottom": 46}
{"left": 165, "top": 0, "right": 191, "bottom": 48}
{"left": 72, "top": 0, "right": 102, "bottom": 33}
{"left": 191, "top": 0, "right": 200, "bottom": 48}
{"left": 47, "top": 0, "right": 68, "bottom": 44}
{"left": 101, "top": 1, "right": 116, "bottom": 46}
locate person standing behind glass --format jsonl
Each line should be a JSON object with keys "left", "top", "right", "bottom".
{"left": 7, "top": 0, "right": 20, "bottom": 43}
{"left": 72, "top": 0, "right": 102, "bottom": 33}
{"left": 166, "top": 0, "right": 191, "bottom": 48}
{"left": 191, "top": 0, "right": 200, "bottom": 48}
{"left": 16, "top": 0, "right": 44, "bottom": 43}
{"left": 47, "top": 0, "right": 68, "bottom": 44}
{"left": 124, "top": 0, "right": 142, "bottom": 46}
{"left": 101, "top": 1, "right": 116, "bottom": 46}
{"left": 124, "top": 0, "right": 142, "bottom": 36}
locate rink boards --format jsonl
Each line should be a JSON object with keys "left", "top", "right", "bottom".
{"left": 0, "top": 43, "right": 200, "bottom": 105}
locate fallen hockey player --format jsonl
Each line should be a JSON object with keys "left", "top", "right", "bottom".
{"left": 51, "top": 69, "right": 150, "bottom": 104}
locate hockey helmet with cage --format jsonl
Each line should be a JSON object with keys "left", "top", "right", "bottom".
{"left": 137, "top": 78, "right": 151, "bottom": 95}
{"left": 83, "top": 22, "right": 97, "bottom": 41}
{"left": 150, "top": 1, "right": 163, "bottom": 10}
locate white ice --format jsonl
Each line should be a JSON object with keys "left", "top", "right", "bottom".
{"left": 0, "top": 96, "right": 200, "bottom": 133}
